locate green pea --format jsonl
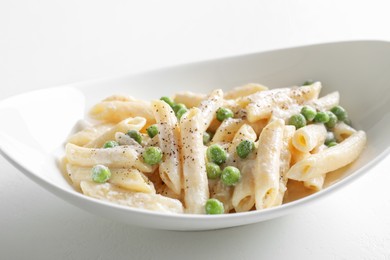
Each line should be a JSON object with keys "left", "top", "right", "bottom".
{"left": 176, "top": 107, "right": 188, "bottom": 120}
{"left": 206, "top": 162, "right": 222, "bottom": 179}
{"left": 160, "top": 96, "right": 175, "bottom": 108}
{"left": 173, "top": 103, "right": 186, "bottom": 114}
{"left": 325, "top": 132, "right": 336, "bottom": 146}
{"left": 103, "top": 140, "right": 119, "bottom": 149}
{"left": 236, "top": 140, "right": 254, "bottom": 159}
{"left": 300, "top": 106, "right": 317, "bottom": 121}
{"left": 221, "top": 166, "right": 241, "bottom": 186}
{"left": 314, "top": 111, "right": 330, "bottom": 123}
{"left": 146, "top": 125, "right": 158, "bottom": 138}
{"left": 330, "top": 106, "right": 348, "bottom": 122}
{"left": 205, "top": 198, "right": 224, "bottom": 215}
{"left": 126, "top": 130, "right": 142, "bottom": 144}
{"left": 143, "top": 146, "right": 163, "bottom": 165}
{"left": 203, "top": 132, "right": 211, "bottom": 145}
{"left": 325, "top": 111, "right": 338, "bottom": 129}
{"left": 216, "top": 107, "right": 234, "bottom": 122}
{"left": 302, "top": 80, "right": 315, "bottom": 86}
{"left": 288, "top": 114, "right": 307, "bottom": 129}
{"left": 206, "top": 144, "right": 227, "bottom": 165}
{"left": 327, "top": 141, "right": 337, "bottom": 147}
{"left": 91, "top": 165, "right": 111, "bottom": 183}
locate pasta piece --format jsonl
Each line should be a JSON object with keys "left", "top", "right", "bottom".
{"left": 211, "top": 118, "right": 244, "bottom": 144}
{"left": 80, "top": 181, "right": 184, "bottom": 214}
{"left": 85, "top": 117, "right": 146, "bottom": 148}
{"left": 66, "top": 164, "right": 155, "bottom": 193}
{"left": 198, "top": 89, "right": 224, "bottom": 131}
{"left": 245, "top": 82, "right": 321, "bottom": 122}
{"left": 232, "top": 161, "right": 256, "bottom": 212}
{"left": 89, "top": 99, "right": 155, "bottom": 124}
{"left": 227, "top": 124, "right": 257, "bottom": 212}
{"left": 287, "top": 131, "right": 366, "bottom": 181}
{"left": 65, "top": 143, "right": 154, "bottom": 173}
{"left": 224, "top": 83, "right": 268, "bottom": 100}
{"left": 292, "top": 124, "right": 327, "bottom": 153}
{"left": 152, "top": 100, "right": 182, "bottom": 195}
{"left": 173, "top": 91, "right": 206, "bottom": 108}
{"left": 303, "top": 142, "right": 328, "bottom": 191}
{"left": 311, "top": 91, "right": 340, "bottom": 111}
{"left": 67, "top": 123, "right": 113, "bottom": 147}
{"left": 273, "top": 125, "right": 295, "bottom": 206}
{"left": 102, "top": 94, "right": 137, "bottom": 102}
{"left": 333, "top": 122, "right": 357, "bottom": 142}
{"left": 180, "top": 108, "right": 209, "bottom": 213}
{"left": 304, "top": 174, "right": 326, "bottom": 191}
{"left": 254, "top": 119, "right": 285, "bottom": 210}
{"left": 290, "top": 147, "right": 310, "bottom": 165}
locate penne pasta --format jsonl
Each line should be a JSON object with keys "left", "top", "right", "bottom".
{"left": 253, "top": 119, "right": 285, "bottom": 210}
{"left": 311, "top": 91, "right": 339, "bottom": 111}
{"left": 224, "top": 83, "right": 268, "bottom": 100}
{"left": 211, "top": 118, "right": 244, "bottom": 144}
{"left": 173, "top": 91, "right": 206, "bottom": 108}
{"left": 63, "top": 81, "right": 367, "bottom": 215}
{"left": 180, "top": 108, "right": 209, "bottom": 213}
{"left": 89, "top": 99, "right": 155, "bottom": 124}
{"left": 198, "top": 89, "right": 224, "bottom": 131}
{"left": 292, "top": 124, "right": 327, "bottom": 153}
{"left": 273, "top": 125, "right": 295, "bottom": 206}
{"left": 287, "top": 131, "right": 366, "bottom": 181}
{"left": 66, "top": 164, "right": 155, "bottom": 193}
{"left": 65, "top": 143, "right": 154, "bottom": 173}
{"left": 245, "top": 82, "right": 321, "bottom": 122}
{"left": 67, "top": 122, "right": 113, "bottom": 147}
{"left": 85, "top": 117, "right": 146, "bottom": 148}
{"left": 333, "top": 122, "right": 357, "bottom": 142}
{"left": 80, "top": 181, "right": 184, "bottom": 214}
{"left": 152, "top": 100, "right": 183, "bottom": 195}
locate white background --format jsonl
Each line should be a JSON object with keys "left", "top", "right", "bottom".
{"left": 1, "top": 1, "right": 390, "bottom": 259}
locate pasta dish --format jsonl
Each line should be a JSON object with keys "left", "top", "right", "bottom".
{"left": 63, "top": 81, "right": 366, "bottom": 214}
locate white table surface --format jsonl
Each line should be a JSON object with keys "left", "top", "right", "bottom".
{"left": 1, "top": 1, "right": 390, "bottom": 259}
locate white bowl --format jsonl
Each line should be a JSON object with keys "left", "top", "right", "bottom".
{"left": 0, "top": 41, "right": 389, "bottom": 231}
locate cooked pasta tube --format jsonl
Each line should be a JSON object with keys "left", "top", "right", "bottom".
{"left": 66, "top": 164, "right": 155, "bottom": 193}
{"left": 245, "top": 82, "right": 321, "bottom": 122}
{"left": 311, "top": 91, "right": 339, "bottom": 111}
{"left": 89, "top": 99, "right": 155, "bottom": 124}
{"left": 303, "top": 174, "right": 326, "bottom": 191}
{"left": 230, "top": 124, "right": 257, "bottom": 212}
{"left": 173, "top": 91, "right": 206, "bottom": 108}
{"left": 254, "top": 119, "right": 285, "bottom": 210}
{"left": 303, "top": 144, "right": 327, "bottom": 191}
{"left": 224, "top": 83, "right": 268, "bottom": 100}
{"left": 85, "top": 117, "right": 146, "bottom": 148}
{"left": 232, "top": 161, "right": 256, "bottom": 212}
{"left": 180, "top": 108, "right": 209, "bottom": 213}
{"left": 65, "top": 143, "right": 154, "bottom": 173}
{"left": 198, "top": 89, "right": 224, "bottom": 131}
{"left": 211, "top": 118, "right": 244, "bottom": 144}
{"left": 80, "top": 181, "right": 184, "bottom": 214}
{"left": 67, "top": 122, "right": 113, "bottom": 147}
{"left": 292, "top": 124, "right": 327, "bottom": 153}
{"left": 287, "top": 131, "right": 366, "bottom": 181}
{"left": 333, "top": 122, "right": 357, "bottom": 142}
{"left": 152, "top": 100, "right": 182, "bottom": 195}
{"left": 273, "top": 125, "right": 295, "bottom": 206}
